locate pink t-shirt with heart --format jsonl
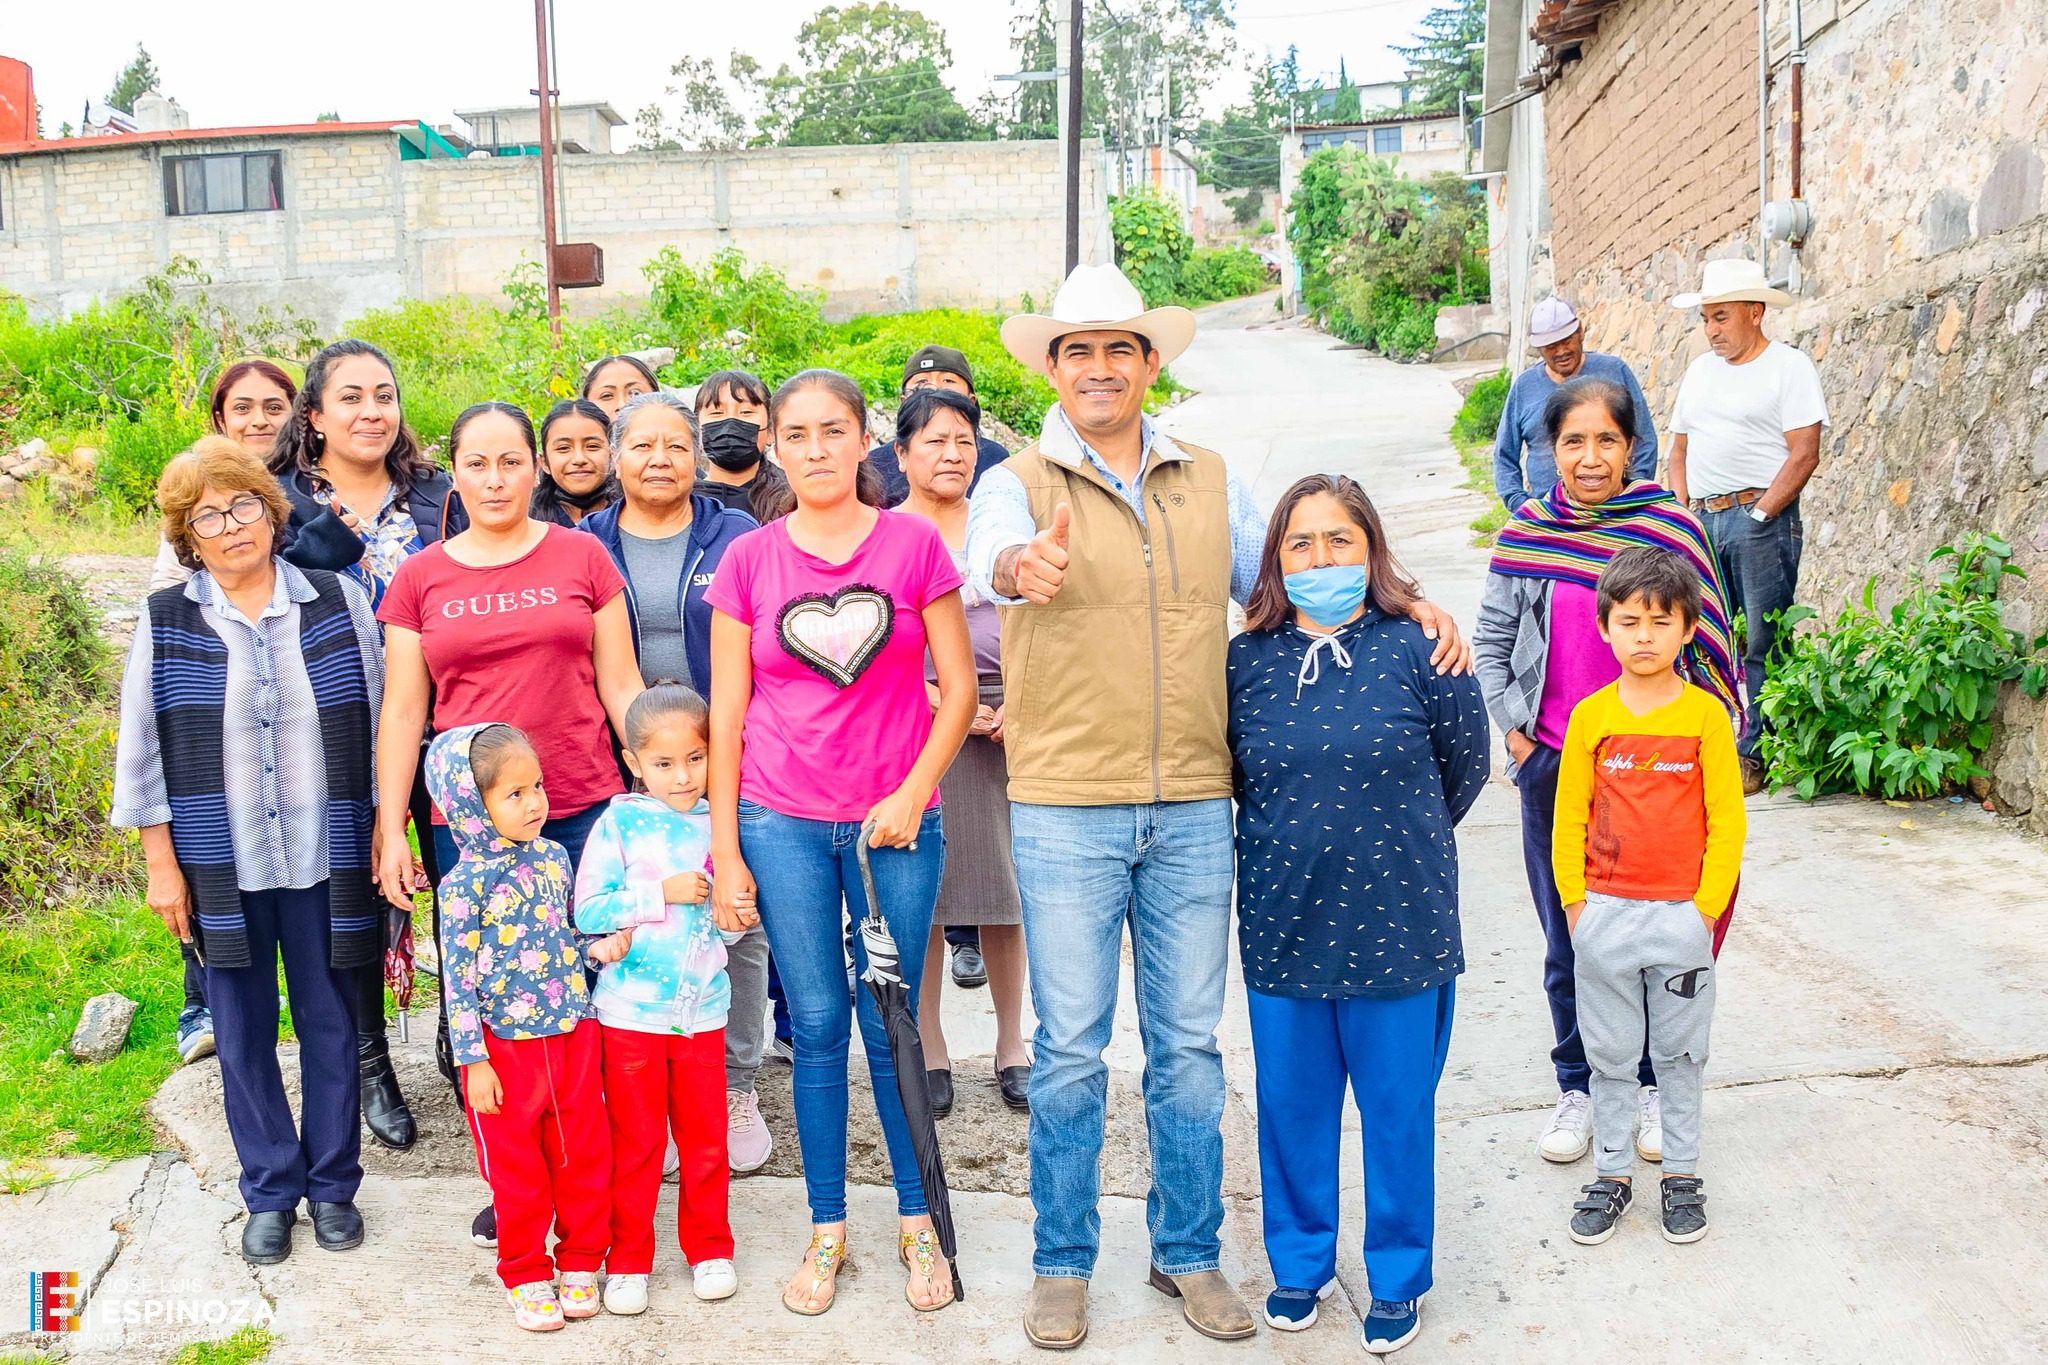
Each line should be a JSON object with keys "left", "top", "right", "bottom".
{"left": 705, "top": 509, "right": 963, "bottom": 822}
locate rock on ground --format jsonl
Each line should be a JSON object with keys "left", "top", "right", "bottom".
{"left": 69, "top": 991, "right": 140, "bottom": 1063}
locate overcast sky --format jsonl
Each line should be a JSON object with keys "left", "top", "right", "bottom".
{"left": 10, "top": 0, "right": 1439, "bottom": 142}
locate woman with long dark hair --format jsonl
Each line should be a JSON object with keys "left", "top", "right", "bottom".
{"left": 262, "top": 339, "right": 467, "bottom": 1155}
{"left": 582, "top": 354, "right": 660, "bottom": 419}
{"left": 694, "top": 369, "right": 789, "bottom": 522}
{"left": 532, "top": 399, "right": 618, "bottom": 527}
{"left": 1228, "top": 474, "right": 1489, "bottom": 1356}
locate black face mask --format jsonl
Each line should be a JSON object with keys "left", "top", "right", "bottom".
{"left": 701, "top": 417, "right": 763, "bottom": 472}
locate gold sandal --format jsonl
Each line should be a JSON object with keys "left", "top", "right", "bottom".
{"left": 783, "top": 1233, "right": 849, "bottom": 1316}
{"left": 900, "top": 1228, "right": 956, "bottom": 1312}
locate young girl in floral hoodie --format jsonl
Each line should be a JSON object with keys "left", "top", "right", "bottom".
{"left": 574, "top": 682, "right": 755, "bottom": 1313}
{"left": 429, "top": 723, "right": 611, "bottom": 1332}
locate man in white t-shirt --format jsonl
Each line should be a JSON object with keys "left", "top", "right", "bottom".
{"left": 1667, "top": 258, "right": 1830, "bottom": 792}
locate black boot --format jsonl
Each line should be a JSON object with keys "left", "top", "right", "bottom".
{"left": 358, "top": 1031, "right": 416, "bottom": 1151}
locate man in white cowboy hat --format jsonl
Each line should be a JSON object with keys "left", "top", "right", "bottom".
{"left": 965, "top": 261, "right": 1467, "bottom": 1351}
{"left": 1667, "top": 258, "right": 1829, "bottom": 792}
{"left": 1491, "top": 295, "right": 1659, "bottom": 511}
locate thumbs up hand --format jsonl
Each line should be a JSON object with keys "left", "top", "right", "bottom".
{"left": 1014, "top": 501, "right": 1072, "bottom": 604}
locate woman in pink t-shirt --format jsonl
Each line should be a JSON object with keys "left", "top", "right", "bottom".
{"left": 706, "top": 369, "right": 975, "bottom": 1317}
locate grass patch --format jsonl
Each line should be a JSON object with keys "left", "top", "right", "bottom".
{"left": 171, "top": 1327, "right": 277, "bottom": 1365}
{"left": 1454, "top": 436, "right": 1508, "bottom": 544}
{"left": 0, "top": 481, "right": 158, "bottom": 559}
{"left": 0, "top": 893, "right": 185, "bottom": 1159}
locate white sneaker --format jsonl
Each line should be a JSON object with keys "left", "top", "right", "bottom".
{"left": 692, "top": 1258, "right": 738, "bottom": 1301}
{"left": 558, "top": 1271, "right": 600, "bottom": 1319}
{"left": 663, "top": 1135, "right": 681, "bottom": 1182}
{"left": 604, "top": 1272, "right": 648, "bottom": 1316}
{"left": 1538, "top": 1091, "right": 1593, "bottom": 1163}
{"left": 507, "top": 1280, "right": 565, "bottom": 1332}
{"left": 1636, "top": 1085, "right": 1663, "bottom": 1163}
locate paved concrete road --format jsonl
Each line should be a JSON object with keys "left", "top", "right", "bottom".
{"left": 7, "top": 302, "right": 2047, "bottom": 1363}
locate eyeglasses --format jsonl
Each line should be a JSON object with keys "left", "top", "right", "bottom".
{"left": 188, "top": 495, "right": 268, "bottom": 539}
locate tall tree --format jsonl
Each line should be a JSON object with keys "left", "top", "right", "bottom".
{"left": 633, "top": 54, "right": 752, "bottom": 151}
{"left": 746, "top": 4, "right": 987, "bottom": 146}
{"left": 1004, "top": 0, "right": 1236, "bottom": 159}
{"left": 1197, "top": 48, "right": 1298, "bottom": 195}
{"left": 104, "top": 44, "right": 160, "bottom": 115}
{"left": 1391, "top": 0, "right": 1484, "bottom": 114}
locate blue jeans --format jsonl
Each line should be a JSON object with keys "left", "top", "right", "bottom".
{"left": 1011, "top": 798, "right": 1233, "bottom": 1279}
{"left": 1702, "top": 500, "right": 1803, "bottom": 758}
{"left": 1248, "top": 984, "right": 1453, "bottom": 1303}
{"left": 740, "top": 800, "right": 945, "bottom": 1223}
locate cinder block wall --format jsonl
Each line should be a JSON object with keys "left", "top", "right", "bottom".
{"left": 1538, "top": 0, "right": 2048, "bottom": 823}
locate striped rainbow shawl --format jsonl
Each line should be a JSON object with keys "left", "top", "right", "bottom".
{"left": 1488, "top": 481, "right": 1743, "bottom": 717}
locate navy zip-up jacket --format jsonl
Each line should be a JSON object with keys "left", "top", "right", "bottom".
{"left": 275, "top": 465, "right": 467, "bottom": 571}
{"left": 1227, "top": 608, "right": 1491, "bottom": 998}
{"left": 577, "top": 492, "right": 758, "bottom": 698}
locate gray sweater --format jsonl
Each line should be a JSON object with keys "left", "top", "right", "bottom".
{"left": 1472, "top": 571, "right": 1555, "bottom": 779}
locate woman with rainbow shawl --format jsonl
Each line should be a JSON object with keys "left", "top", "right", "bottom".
{"left": 1473, "top": 374, "right": 1740, "bottom": 1174}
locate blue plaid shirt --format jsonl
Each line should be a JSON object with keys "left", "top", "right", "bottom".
{"left": 966, "top": 405, "right": 1266, "bottom": 604}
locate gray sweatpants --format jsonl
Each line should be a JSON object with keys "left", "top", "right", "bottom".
{"left": 724, "top": 924, "right": 770, "bottom": 1092}
{"left": 1573, "top": 892, "right": 1716, "bottom": 1177}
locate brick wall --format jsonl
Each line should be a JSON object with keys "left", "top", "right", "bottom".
{"left": 1546, "top": 0, "right": 1758, "bottom": 289}
{"left": 0, "top": 134, "right": 1110, "bottom": 330}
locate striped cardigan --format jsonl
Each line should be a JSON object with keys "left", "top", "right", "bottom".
{"left": 148, "top": 568, "right": 379, "bottom": 970}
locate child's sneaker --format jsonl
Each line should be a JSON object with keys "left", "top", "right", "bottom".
{"left": 470, "top": 1204, "right": 497, "bottom": 1249}
{"left": 558, "top": 1272, "right": 601, "bottom": 1319}
{"left": 728, "top": 1089, "right": 773, "bottom": 1173}
{"left": 1636, "top": 1085, "right": 1663, "bottom": 1162}
{"left": 769, "top": 1035, "right": 795, "bottom": 1064}
{"left": 507, "top": 1281, "right": 565, "bottom": 1332}
{"left": 1659, "top": 1176, "right": 1709, "bottom": 1243}
{"left": 604, "top": 1273, "right": 649, "bottom": 1316}
{"left": 1538, "top": 1091, "right": 1592, "bottom": 1162}
{"left": 1361, "top": 1297, "right": 1422, "bottom": 1355}
{"left": 1568, "top": 1178, "right": 1633, "bottom": 1245}
{"left": 664, "top": 1135, "right": 681, "bottom": 1182}
{"left": 1262, "top": 1278, "right": 1334, "bottom": 1331}
{"left": 692, "top": 1258, "right": 739, "bottom": 1301}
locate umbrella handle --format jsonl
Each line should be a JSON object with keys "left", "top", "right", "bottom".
{"left": 854, "top": 820, "right": 885, "bottom": 930}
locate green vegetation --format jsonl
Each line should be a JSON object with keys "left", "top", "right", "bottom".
{"left": 1760, "top": 535, "right": 2048, "bottom": 800}
{"left": 1449, "top": 371, "right": 1509, "bottom": 542}
{"left": 1110, "top": 191, "right": 1272, "bottom": 309}
{"left": 170, "top": 1327, "right": 277, "bottom": 1365}
{"left": 1287, "top": 152, "right": 1487, "bottom": 360}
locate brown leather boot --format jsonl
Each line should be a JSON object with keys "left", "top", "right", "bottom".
{"left": 1023, "top": 1276, "right": 1089, "bottom": 1350}
{"left": 1149, "top": 1267, "right": 1257, "bottom": 1341}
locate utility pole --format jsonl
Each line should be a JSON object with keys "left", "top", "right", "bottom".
{"left": 531, "top": 0, "right": 561, "bottom": 335}
{"left": 1063, "top": 0, "right": 1083, "bottom": 273}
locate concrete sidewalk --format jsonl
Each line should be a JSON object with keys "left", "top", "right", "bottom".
{"left": 6, "top": 303, "right": 2048, "bottom": 1363}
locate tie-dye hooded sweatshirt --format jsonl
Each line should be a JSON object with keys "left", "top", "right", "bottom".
{"left": 427, "top": 723, "right": 593, "bottom": 1068}
{"left": 572, "top": 793, "right": 744, "bottom": 1037}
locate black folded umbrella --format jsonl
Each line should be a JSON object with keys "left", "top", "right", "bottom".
{"left": 855, "top": 827, "right": 965, "bottom": 1302}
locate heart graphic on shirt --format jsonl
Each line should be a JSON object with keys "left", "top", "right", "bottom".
{"left": 776, "top": 584, "right": 895, "bottom": 688}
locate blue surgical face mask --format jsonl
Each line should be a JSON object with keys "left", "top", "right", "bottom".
{"left": 1283, "top": 564, "right": 1369, "bottom": 629}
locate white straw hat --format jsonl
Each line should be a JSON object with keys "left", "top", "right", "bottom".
{"left": 1672, "top": 258, "right": 1795, "bottom": 309}
{"left": 1001, "top": 263, "right": 1198, "bottom": 369}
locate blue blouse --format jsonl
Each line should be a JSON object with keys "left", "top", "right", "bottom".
{"left": 1227, "top": 608, "right": 1491, "bottom": 998}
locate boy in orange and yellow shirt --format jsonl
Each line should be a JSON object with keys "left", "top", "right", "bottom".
{"left": 1552, "top": 546, "right": 1745, "bottom": 1248}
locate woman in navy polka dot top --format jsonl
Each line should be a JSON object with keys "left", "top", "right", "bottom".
{"left": 1226, "top": 474, "right": 1488, "bottom": 1354}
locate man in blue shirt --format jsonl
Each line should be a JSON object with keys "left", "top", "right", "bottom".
{"left": 1492, "top": 297, "right": 1659, "bottom": 510}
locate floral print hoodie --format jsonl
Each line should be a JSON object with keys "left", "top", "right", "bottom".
{"left": 427, "top": 724, "right": 593, "bottom": 1068}
{"left": 573, "top": 793, "right": 744, "bottom": 1037}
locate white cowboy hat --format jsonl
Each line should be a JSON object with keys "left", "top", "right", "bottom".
{"left": 1672, "top": 258, "right": 1795, "bottom": 310}
{"left": 1000, "top": 263, "right": 1198, "bottom": 369}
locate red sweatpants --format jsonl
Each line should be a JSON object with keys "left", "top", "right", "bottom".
{"left": 467, "top": 1020, "right": 612, "bottom": 1289}
{"left": 602, "top": 1023, "right": 733, "bottom": 1270}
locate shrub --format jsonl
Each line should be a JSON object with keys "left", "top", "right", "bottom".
{"left": 1177, "top": 247, "right": 1268, "bottom": 306}
{"left": 1452, "top": 370, "right": 1511, "bottom": 444}
{"left": 0, "top": 551, "right": 130, "bottom": 921}
{"left": 644, "top": 246, "right": 831, "bottom": 382}
{"left": 1110, "top": 191, "right": 1194, "bottom": 308}
{"left": 1759, "top": 535, "right": 2048, "bottom": 799}
{"left": 96, "top": 392, "right": 207, "bottom": 511}
{"left": 814, "top": 309, "right": 1056, "bottom": 436}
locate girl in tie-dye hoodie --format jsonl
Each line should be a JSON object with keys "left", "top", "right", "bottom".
{"left": 428, "top": 722, "right": 611, "bottom": 1332}
{"left": 573, "top": 682, "right": 753, "bottom": 1312}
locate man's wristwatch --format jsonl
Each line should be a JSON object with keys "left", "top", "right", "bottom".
{"left": 1748, "top": 504, "right": 1772, "bottom": 523}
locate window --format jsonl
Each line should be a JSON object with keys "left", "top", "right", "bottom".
{"left": 1372, "top": 126, "right": 1402, "bottom": 155}
{"left": 162, "top": 152, "right": 283, "bottom": 216}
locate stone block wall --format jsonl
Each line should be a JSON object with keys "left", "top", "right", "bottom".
{"left": 1542, "top": 0, "right": 2048, "bottom": 824}
{"left": 0, "top": 133, "right": 1107, "bottom": 331}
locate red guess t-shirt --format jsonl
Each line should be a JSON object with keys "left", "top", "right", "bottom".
{"left": 379, "top": 524, "right": 629, "bottom": 820}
